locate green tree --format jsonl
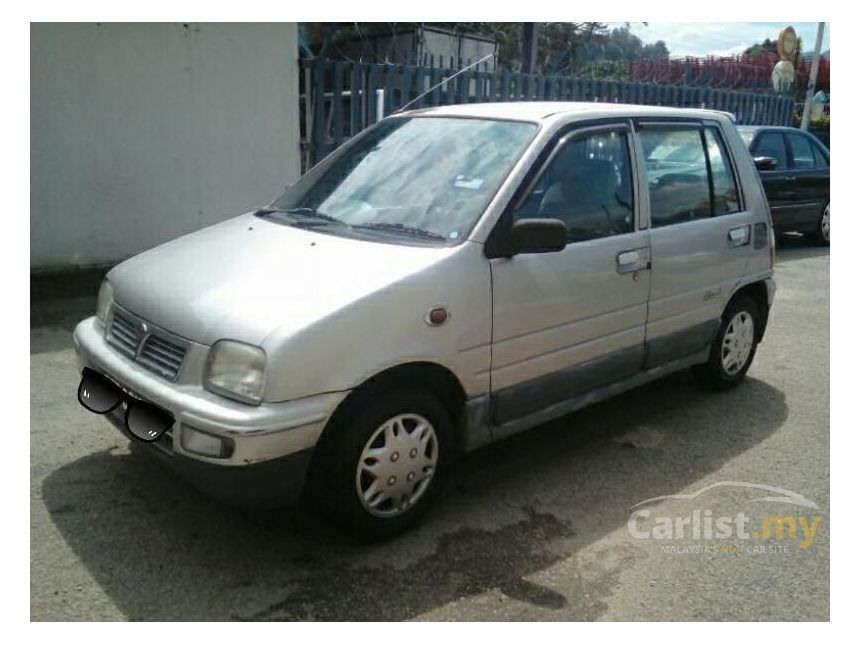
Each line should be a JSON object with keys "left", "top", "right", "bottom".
{"left": 744, "top": 36, "right": 803, "bottom": 59}
{"left": 642, "top": 40, "right": 669, "bottom": 59}
{"left": 575, "top": 60, "right": 632, "bottom": 81}
{"left": 744, "top": 38, "right": 778, "bottom": 57}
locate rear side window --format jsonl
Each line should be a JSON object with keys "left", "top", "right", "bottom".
{"left": 753, "top": 132, "right": 788, "bottom": 170}
{"left": 813, "top": 144, "right": 829, "bottom": 168}
{"left": 704, "top": 127, "right": 741, "bottom": 215}
{"left": 640, "top": 127, "right": 712, "bottom": 227}
{"left": 786, "top": 132, "right": 817, "bottom": 169}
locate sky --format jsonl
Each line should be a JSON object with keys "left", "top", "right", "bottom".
{"left": 607, "top": 22, "right": 830, "bottom": 58}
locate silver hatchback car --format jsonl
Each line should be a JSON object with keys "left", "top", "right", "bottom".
{"left": 74, "top": 102, "right": 776, "bottom": 538}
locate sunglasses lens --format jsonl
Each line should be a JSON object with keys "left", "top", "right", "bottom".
{"left": 126, "top": 401, "right": 174, "bottom": 442}
{"left": 78, "top": 368, "right": 122, "bottom": 413}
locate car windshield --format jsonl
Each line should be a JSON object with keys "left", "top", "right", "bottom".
{"left": 268, "top": 117, "right": 537, "bottom": 244}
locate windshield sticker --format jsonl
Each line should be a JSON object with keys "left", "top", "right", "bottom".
{"left": 453, "top": 175, "right": 485, "bottom": 190}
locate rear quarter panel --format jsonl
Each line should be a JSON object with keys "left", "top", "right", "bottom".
{"left": 723, "top": 121, "right": 774, "bottom": 291}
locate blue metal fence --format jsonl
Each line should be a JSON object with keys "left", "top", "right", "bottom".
{"left": 301, "top": 59, "right": 793, "bottom": 168}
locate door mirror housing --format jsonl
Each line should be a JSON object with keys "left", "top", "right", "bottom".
{"left": 509, "top": 218, "right": 568, "bottom": 255}
{"left": 754, "top": 156, "right": 777, "bottom": 171}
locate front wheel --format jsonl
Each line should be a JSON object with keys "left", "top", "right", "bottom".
{"left": 311, "top": 388, "right": 454, "bottom": 540}
{"left": 694, "top": 296, "right": 759, "bottom": 390}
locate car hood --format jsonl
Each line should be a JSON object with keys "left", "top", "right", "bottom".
{"left": 108, "top": 213, "right": 455, "bottom": 346}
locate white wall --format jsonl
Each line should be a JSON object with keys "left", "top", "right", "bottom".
{"left": 31, "top": 23, "right": 301, "bottom": 270}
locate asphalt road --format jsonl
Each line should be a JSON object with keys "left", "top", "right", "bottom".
{"left": 30, "top": 237, "right": 829, "bottom": 621}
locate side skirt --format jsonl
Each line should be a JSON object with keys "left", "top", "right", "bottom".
{"left": 461, "top": 348, "right": 710, "bottom": 451}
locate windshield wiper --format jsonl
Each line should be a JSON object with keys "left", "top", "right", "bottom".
{"left": 254, "top": 207, "right": 287, "bottom": 218}
{"left": 255, "top": 206, "right": 345, "bottom": 226}
{"left": 352, "top": 222, "right": 445, "bottom": 241}
{"left": 257, "top": 209, "right": 445, "bottom": 241}
{"left": 283, "top": 207, "right": 343, "bottom": 223}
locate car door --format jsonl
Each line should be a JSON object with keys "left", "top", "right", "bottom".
{"left": 751, "top": 131, "right": 795, "bottom": 232}
{"left": 785, "top": 131, "right": 830, "bottom": 231}
{"left": 488, "top": 122, "right": 650, "bottom": 432}
{"left": 637, "top": 120, "right": 751, "bottom": 367}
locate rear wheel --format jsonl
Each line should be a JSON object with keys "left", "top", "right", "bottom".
{"left": 694, "top": 296, "right": 759, "bottom": 390}
{"left": 806, "top": 202, "right": 830, "bottom": 246}
{"left": 311, "top": 388, "right": 454, "bottom": 540}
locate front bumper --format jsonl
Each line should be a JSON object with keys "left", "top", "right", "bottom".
{"left": 73, "top": 316, "right": 346, "bottom": 469}
{"left": 129, "top": 439, "right": 315, "bottom": 507}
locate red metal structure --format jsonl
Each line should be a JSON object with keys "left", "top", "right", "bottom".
{"left": 631, "top": 54, "right": 829, "bottom": 94}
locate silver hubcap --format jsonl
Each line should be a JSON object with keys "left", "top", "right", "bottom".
{"left": 355, "top": 413, "right": 438, "bottom": 518}
{"left": 721, "top": 311, "right": 755, "bottom": 376}
{"left": 821, "top": 204, "right": 830, "bottom": 241}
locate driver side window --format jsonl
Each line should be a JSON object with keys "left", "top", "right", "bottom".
{"left": 512, "top": 130, "right": 635, "bottom": 243}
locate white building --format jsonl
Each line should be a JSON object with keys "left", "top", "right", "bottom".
{"left": 31, "top": 23, "right": 301, "bottom": 271}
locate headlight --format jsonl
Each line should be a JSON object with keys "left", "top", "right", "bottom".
{"left": 205, "top": 340, "right": 266, "bottom": 405}
{"left": 96, "top": 280, "right": 114, "bottom": 323}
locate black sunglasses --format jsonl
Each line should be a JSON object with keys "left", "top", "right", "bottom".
{"left": 77, "top": 367, "right": 174, "bottom": 443}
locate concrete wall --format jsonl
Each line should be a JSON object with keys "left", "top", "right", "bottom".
{"left": 31, "top": 23, "right": 301, "bottom": 270}
{"left": 421, "top": 29, "right": 496, "bottom": 69}
{"left": 335, "top": 27, "right": 497, "bottom": 69}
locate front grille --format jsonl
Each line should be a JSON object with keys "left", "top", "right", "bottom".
{"left": 107, "top": 310, "right": 142, "bottom": 357}
{"left": 106, "top": 307, "right": 189, "bottom": 381}
{"left": 139, "top": 334, "right": 186, "bottom": 381}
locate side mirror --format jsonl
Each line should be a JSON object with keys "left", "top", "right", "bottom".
{"left": 509, "top": 218, "right": 567, "bottom": 255}
{"left": 754, "top": 156, "right": 777, "bottom": 171}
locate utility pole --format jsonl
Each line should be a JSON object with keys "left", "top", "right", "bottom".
{"left": 522, "top": 23, "right": 538, "bottom": 75}
{"left": 800, "top": 22, "right": 826, "bottom": 131}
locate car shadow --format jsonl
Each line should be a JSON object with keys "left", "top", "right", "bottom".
{"left": 775, "top": 233, "right": 829, "bottom": 264}
{"left": 42, "top": 372, "right": 787, "bottom": 621}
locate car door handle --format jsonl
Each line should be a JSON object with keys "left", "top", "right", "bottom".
{"left": 727, "top": 225, "right": 751, "bottom": 248}
{"left": 617, "top": 249, "right": 650, "bottom": 274}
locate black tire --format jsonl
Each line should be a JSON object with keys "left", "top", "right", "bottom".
{"left": 694, "top": 295, "right": 759, "bottom": 391}
{"left": 310, "top": 388, "right": 454, "bottom": 540}
{"left": 805, "top": 202, "right": 830, "bottom": 247}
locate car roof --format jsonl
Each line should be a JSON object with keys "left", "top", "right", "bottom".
{"left": 737, "top": 125, "right": 829, "bottom": 154}
{"left": 403, "top": 101, "right": 734, "bottom": 124}
{"left": 736, "top": 125, "right": 807, "bottom": 133}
